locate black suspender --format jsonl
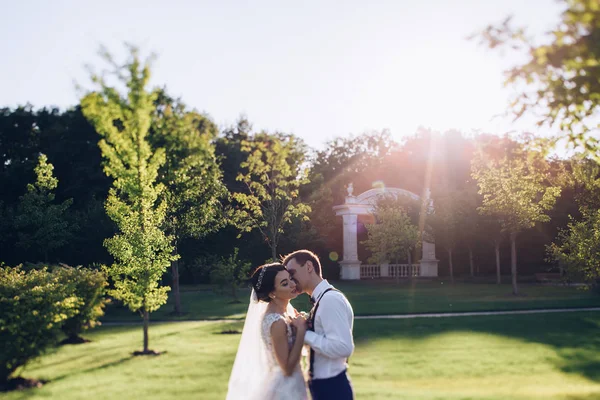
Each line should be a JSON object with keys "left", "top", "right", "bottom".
{"left": 308, "top": 288, "right": 347, "bottom": 379}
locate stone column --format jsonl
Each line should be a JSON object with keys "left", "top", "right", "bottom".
{"left": 420, "top": 241, "right": 439, "bottom": 277}
{"left": 340, "top": 214, "right": 361, "bottom": 280}
{"left": 380, "top": 262, "right": 389, "bottom": 278}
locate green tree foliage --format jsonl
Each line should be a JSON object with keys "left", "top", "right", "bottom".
{"left": 477, "top": 0, "right": 600, "bottom": 158}
{"left": 549, "top": 207, "right": 600, "bottom": 286}
{"left": 472, "top": 140, "right": 561, "bottom": 294}
{"left": 363, "top": 196, "right": 420, "bottom": 267}
{"left": 80, "top": 46, "right": 176, "bottom": 354}
{"left": 233, "top": 132, "right": 311, "bottom": 261}
{"left": 14, "top": 154, "right": 74, "bottom": 262}
{"left": 548, "top": 158, "right": 600, "bottom": 285}
{"left": 149, "top": 89, "right": 228, "bottom": 314}
{"left": 0, "top": 266, "right": 80, "bottom": 386}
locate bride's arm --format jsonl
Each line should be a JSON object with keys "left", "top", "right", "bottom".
{"left": 271, "top": 319, "right": 306, "bottom": 376}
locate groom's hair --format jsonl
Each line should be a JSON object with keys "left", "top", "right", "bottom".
{"left": 282, "top": 250, "right": 322, "bottom": 277}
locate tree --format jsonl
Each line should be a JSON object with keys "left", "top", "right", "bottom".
{"left": 14, "top": 154, "right": 74, "bottom": 262}
{"left": 363, "top": 197, "right": 420, "bottom": 270}
{"left": 80, "top": 46, "right": 176, "bottom": 355}
{"left": 476, "top": 0, "right": 600, "bottom": 159}
{"left": 149, "top": 89, "right": 228, "bottom": 314}
{"left": 459, "top": 185, "right": 483, "bottom": 277}
{"left": 548, "top": 207, "right": 600, "bottom": 286}
{"left": 472, "top": 142, "right": 561, "bottom": 294}
{"left": 233, "top": 132, "right": 311, "bottom": 261}
{"left": 430, "top": 188, "right": 464, "bottom": 283}
{"left": 0, "top": 105, "right": 113, "bottom": 267}
{"left": 480, "top": 215, "right": 505, "bottom": 284}
{"left": 209, "top": 248, "right": 251, "bottom": 303}
{"left": 548, "top": 157, "right": 600, "bottom": 285}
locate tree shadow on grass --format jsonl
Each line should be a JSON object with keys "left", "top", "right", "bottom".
{"left": 5, "top": 355, "right": 136, "bottom": 399}
{"left": 50, "top": 355, "right": 135, "bottom": 383}
{"left": 354, "top": 311, "right": 600, "bottom": 384}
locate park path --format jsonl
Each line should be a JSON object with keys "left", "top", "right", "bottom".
{"left": 102, "top": 307, "right": 600, "bottom": 325}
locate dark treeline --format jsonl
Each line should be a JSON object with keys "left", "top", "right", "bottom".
{"left": 0, "top": 104, "right": 584, "bottom": 282}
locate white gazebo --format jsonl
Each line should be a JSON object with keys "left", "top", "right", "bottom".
{"left": 332, "top": 184, "right": 439, "bottom": 280}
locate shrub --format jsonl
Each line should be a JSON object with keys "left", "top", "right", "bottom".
{"left": 0, "top": 266, "right": 80, "bottom": 385}
{"left": 53, "top": 265, "right": 108, "bottom": 343}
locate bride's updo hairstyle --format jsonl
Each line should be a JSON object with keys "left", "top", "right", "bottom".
{"left": 250, "top": 263, "right": 287, "bottom": 302}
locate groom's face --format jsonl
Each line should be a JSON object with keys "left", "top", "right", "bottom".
{"left": 286, "top": 258, "right": 310, "bottom": 294}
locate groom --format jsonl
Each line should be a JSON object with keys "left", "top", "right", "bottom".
{"left": 283, "top": 250, "right": 355, "bottom": 400}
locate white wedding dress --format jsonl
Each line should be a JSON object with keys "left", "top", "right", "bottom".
{"left": 259, "top": 313, "right": 308, "bottom": 399}
{"left": 226, "top": 290, "right": 308, "bottom": 400}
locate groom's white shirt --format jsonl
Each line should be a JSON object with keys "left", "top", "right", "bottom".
{"left": 304, "top": 280, "right": 354, "bottom": 380}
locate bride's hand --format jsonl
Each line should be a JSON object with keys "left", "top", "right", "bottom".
{"left": 291, "top": 315, "right": 307, "bottom": 332}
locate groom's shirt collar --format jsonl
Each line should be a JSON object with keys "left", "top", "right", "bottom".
{"left": 311, "top": 280, "right": 331, "bottom": 304}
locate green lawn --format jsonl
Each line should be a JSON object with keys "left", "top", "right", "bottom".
{"left": 4, "top": 312, "right": 600, "bottom": 399}
{"left": 102, "top": 281, "right": 600, "bottom": 322}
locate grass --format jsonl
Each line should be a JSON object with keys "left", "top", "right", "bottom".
{"left": 102, "top": 280, "right": 600, "bottom": 322}
{"left": 4, "top": 312, "right": 600, "bottom": 399}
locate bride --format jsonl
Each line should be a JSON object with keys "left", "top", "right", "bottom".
{"left": 226, "top": 263, "right": 309, "bottom": 400}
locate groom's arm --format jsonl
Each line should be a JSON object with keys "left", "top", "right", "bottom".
{"left": 304, "top": 294, "right": 354, "bottom": 359}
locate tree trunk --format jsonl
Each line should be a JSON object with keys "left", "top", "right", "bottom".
{"left": 510, "top": 232, "right": 518, "bottom": 295}
{"left": 143, "top": 308, "right": 149, "bottom": 353}
{"left": 231, "top": 283, "right": 237, "bottom": 302}
{"left": 172, "top": 257, "right": 181, "bottom": 315}
{"left": 271, "top": 244, "right": 277, "bottom": 262}
{"left": 495, "top": 241, "right": 501, "bottom": 285}
{"left": 448, "top": 249, "right": 454, "bottom": 283}
{"left": 469, "top": 247, "right": 474, "bottom": 277}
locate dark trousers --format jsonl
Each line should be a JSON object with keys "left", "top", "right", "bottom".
{"left": 309, "top": 370, "right": 354, "bottom": 400}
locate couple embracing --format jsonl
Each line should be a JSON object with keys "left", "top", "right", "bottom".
{"left": 226, "top": 250, "right": 355, "bottom": 400}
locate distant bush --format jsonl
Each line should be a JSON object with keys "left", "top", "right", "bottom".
{"left": 210, "top": 248, "right": 251, "bottom": 302}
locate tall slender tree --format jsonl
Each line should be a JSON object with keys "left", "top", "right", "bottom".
{"left": 81, "top": 46, "right": 176, "bottom": 354}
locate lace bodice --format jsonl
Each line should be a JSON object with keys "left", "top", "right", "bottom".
{"left": 261, "top": 313, "right": 295, "bottom": 367}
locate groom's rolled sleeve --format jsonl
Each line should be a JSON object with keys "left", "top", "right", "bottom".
{"left": 304, "top": 295, "right": 354, "bottom": 359}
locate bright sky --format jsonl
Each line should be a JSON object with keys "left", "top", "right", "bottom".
{"left": 1, "top": 0, "right": 564, "bottom": 149}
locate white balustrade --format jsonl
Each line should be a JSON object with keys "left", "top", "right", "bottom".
{"left": 359, "top": 264, "right": 420, "bottom": 279}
